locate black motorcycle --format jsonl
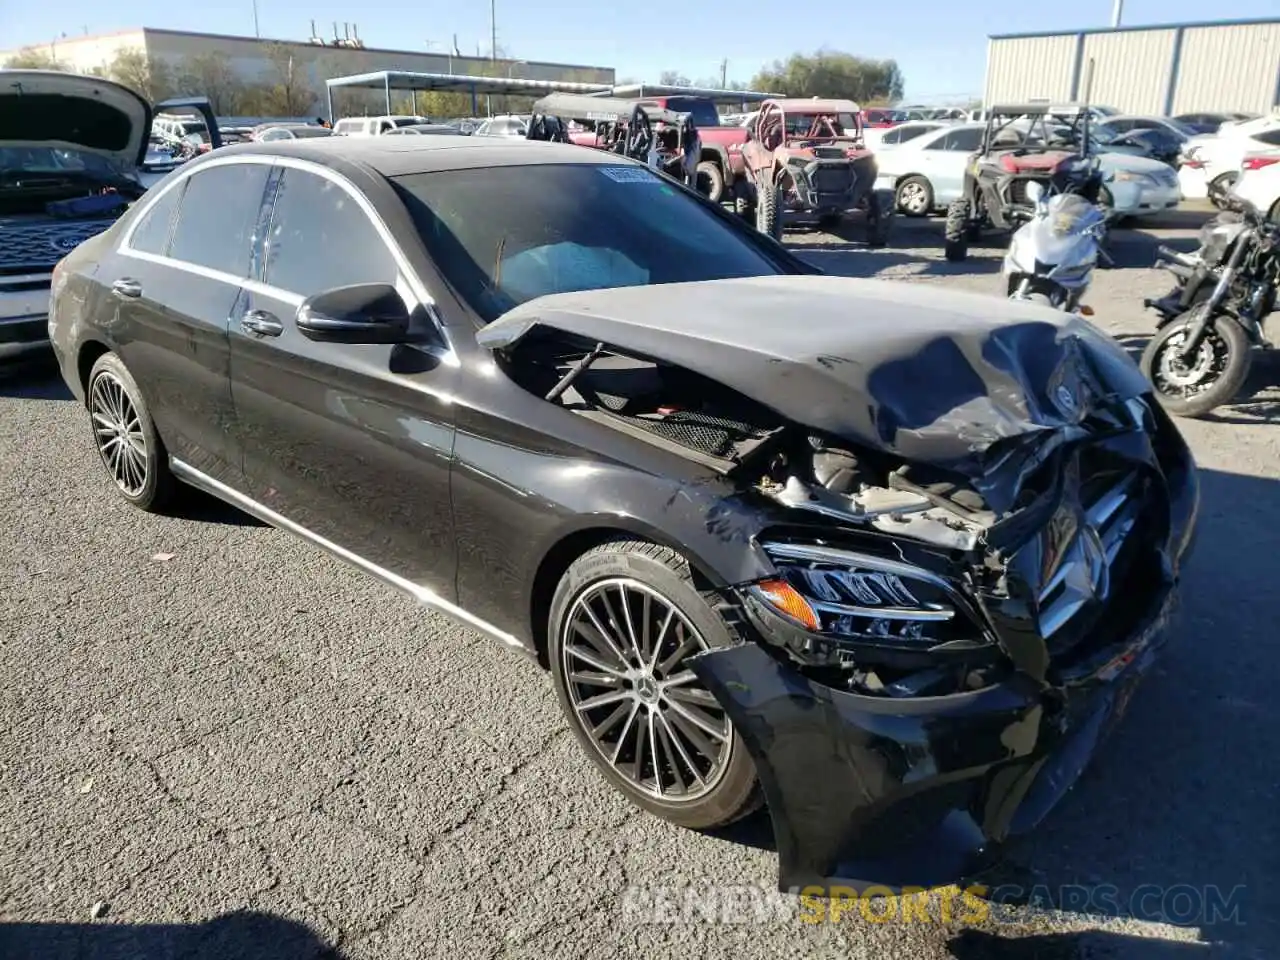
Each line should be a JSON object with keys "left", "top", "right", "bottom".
{"left": 1140, "top": 197, "right": 1280, "bottom": 417}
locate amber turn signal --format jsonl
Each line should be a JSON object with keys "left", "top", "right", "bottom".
{"left": 755, "top": 579, "right": 821, "bottom": 632}
{"left": 1078, "top": 305, "right": 1095, "bottom": 316}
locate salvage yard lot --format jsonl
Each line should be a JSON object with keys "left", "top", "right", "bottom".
{"left": 2, "top": 205, "right": 1277, "bottom": 959}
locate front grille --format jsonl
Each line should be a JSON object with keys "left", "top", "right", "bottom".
{"left": 810, "top": 165, "right": 854, "bottom": 194}
{"left": 0, "top": 218, "right": 113, "bottom": 273}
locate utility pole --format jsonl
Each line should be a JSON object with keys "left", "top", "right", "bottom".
{"left": 491, "top": 0, "right": 497, "bottom": 60}
{"left": 252, "top": 0, "right": 260, "bottom": 38}
{"left": 720, "top": 58, "right": 728, "bottom": 89}
{"left": 1110, "top": 0, "right": 1123, "bottom": 28}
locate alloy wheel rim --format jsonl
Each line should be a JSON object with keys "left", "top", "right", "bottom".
{"left": 900, "top": 182, "right": 928, "bottom": 213}
{"left": 561, "top": 577, "right": 732, "bottom": 802}
{"left": 1155, "top": 325, "right": 1227, "bottom": 396}
{"left": 90, "top": 373, "right": 148, "bottom": 496}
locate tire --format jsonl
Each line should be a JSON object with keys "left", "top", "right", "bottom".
{"left": 755, "top": 182, "right": 783, "bottom": 240}
{"left": 943, "top": 199, "right": 970, "bottom": 262}
{"left": 865, "top": 198, "right": 892, "bottom": 248}
{"left": 895, "top": 175, "right": 933, "bottom": 217}
{"left": 86, "top": 352, "right": 177, "bottom": 512}
{"left": 1139, "top": 313, "right": 1252, "bottom": 418}
{"left": 1208, "top": 173, "right": 1237, "bottom": 210}
{"left": 695, "top": 160, "right": 725, "bottom": 203}
{"left": 1268, "top": 198, "right": 1280, "bottom": 225}
{"left": 817, "top": 213, "right": 842, "bottom": 230}
{"left": 548, "top": 538, "right": 762, "bottom": 830}
{"left": 1097, "top": 186, "right": 1116, "bottom": 221}
{"left": 734, "top": 193, "right": 755, "bottom": 220}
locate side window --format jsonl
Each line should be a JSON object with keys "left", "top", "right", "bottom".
{"left": 945, "top": 128, "right": 984, "bottom": 152}
{"left": 262, "top": 168, "right": 397, "bottom": 295}
{"left": 127, "top": 181, "right": 184, "bottom": 255}
{"left": 378, "top": 120, "right": 393, "bottom": 134}
{"left": 168, "top": 164, "right": 271, "bottom": 277}
{"left": 880, "top": 128, "right": 903, "bottom": 145}
{"left": 1252, "top": 129, "right": 1280, "bottom": 146}
{"left": 923, "top": 131, "right": 952, "bottom": 150}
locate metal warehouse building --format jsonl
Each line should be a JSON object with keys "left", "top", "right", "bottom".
{"left": 984, "top": 18, "right": 1280, "bottom": 115}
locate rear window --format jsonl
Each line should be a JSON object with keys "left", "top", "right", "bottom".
{"left": 393, "top": 163, "right": 789, "bottom": 323}
{"left": 659, "top": 98, "right": 722, "bottom": 127}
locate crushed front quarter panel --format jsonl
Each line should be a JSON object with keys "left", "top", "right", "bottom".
{"left": 689, "top": 579, "right": 1178, "bottom": 893}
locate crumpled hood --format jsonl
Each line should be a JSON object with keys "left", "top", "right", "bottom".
{"left": 481, "top": 275, "right": 1151, "bottom": 496}
{"left": 0, "top": 70, "right": 151, "bottom": 171}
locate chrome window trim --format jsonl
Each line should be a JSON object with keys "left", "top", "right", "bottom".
{"left": 117, "top": 153, "right": 457, "bottom": 365}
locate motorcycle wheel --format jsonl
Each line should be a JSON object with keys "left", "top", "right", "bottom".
{"left": 1139, "top": 311, "right": 1252, "bottom": 418}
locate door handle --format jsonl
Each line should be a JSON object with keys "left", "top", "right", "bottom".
{"left": 111, "top": 278, "right": 142, "bottom": 299}
{"left": 240, "top": 309, "right": 284, "bottom": 338}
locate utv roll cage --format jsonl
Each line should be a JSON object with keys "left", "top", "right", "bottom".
{"left": 527, "top": 92, "right": 701, "bottom": 186}
{"left": 980, "top": 103, "right": 1092, "bottom": 156}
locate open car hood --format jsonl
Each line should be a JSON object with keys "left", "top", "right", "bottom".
{"left": 480, "top": 275, "right": 1150, "bottom": 508}
{"left": 0, "top": 70, "right": 151, "bottom": 171}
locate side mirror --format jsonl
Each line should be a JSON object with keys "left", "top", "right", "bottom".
{"left": 1025, "top": 180, "right": 1045, "bottom": 205}
{"left": 296, "top": 283, "right": 416, "bottom": 344}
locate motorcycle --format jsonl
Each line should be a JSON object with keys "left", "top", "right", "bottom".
{"left": 1140, "top": 196, "right": 1280, "bottom": 417}
{"left": 1003, "top": 178, "right": 1110, "bottom": 311}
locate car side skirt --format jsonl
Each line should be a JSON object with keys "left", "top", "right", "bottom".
{"left": 170, "top": 458, "right": 535, "bottom": 659}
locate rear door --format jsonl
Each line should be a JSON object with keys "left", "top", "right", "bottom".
{"left": 227, "top": 163, "right": 460, "bottom": 597}
{"left": 111, "top": 160, "right": 271, "bottom": 482}
{"left": 927, "top": 127, "right": 984, "bottom": 204}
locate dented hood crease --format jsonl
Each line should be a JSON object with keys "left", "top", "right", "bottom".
{"left": 483, "top": 276, "right": 1150, "bottom": 505}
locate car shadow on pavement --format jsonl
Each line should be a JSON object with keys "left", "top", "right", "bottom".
{"left": 0, "top": 355, "right": 74, "bottom": 400}
{"left": 710, "top": 465, "right": 1278, "bottom": 957}
{"left": 0, "top": 911, "right": 342, "bottom": 960}
{"left": 948, "top": 928, "right": 1252, "bottom": 959}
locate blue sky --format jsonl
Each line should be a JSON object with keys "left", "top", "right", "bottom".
{"left": 4, "top": 2, "right": 1277, "bottom": 100}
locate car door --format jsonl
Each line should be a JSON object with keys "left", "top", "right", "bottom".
{"left": 925, "top": 127, "right": 983, "bottom": 204}
{"left": 110, "top": 161, "right": 271, "bottom": 483}
{"left": 227, "top": 162, "right": 460, "bottom": 597}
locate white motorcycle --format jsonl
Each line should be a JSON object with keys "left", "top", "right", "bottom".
{"left": 1003, "top": 180, "right": 1110, "bottom": 312}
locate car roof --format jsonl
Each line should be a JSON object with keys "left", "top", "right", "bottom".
{"left": 202, "top": 135, "right": 631, "bottom": 177}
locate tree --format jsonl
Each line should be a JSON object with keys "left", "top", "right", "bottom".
{"left": 106, "top": 48, "right": 172, "bottom": 101}
{"left": 250, "top": 42, "right": 316, "bottom": 116}
{"left": 3, "top": 46, "right": 70, "bottom": 71}
{"left": 750, "top": 49, "right": 904, "bottom": 103}
{"left": 174, "top": 53, "right": 244, "bottom": 115}
{"left": 658, "top": 70, "right": 691, "bottom": 87}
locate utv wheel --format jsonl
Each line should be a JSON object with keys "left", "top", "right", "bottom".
{"left": 943, "top": 199, "right": 970, "bottom": 262}
{"left": 817, "top": 213, "right": 842, "bottom": 230}
{"left": 86, "top": 352, "right": 177, "bottom": 512}
{"left": 865, "top": 203, "right": 892, "bottom": 248}
{"left": 1267, "top": 198, "right": 1280, "bottom": 225}
{"left": 895, "top": 175, "right": 933, "bottom": 216}
{"left": 548, "top": 539, "right": 761, "bottom": 830}
{"left": 695, "top": 161, "right": 726, "bottom": 203}
{"left": 1139, "top": 312, "right": 1252, "bottom": 419}
{"left": 755, "top": 183, "right": 784, "bottom": 240}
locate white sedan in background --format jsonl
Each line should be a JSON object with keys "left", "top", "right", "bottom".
{"left": 873, "top": 122, "right": 1181, "bottom": 221}
{"left": 1179, "top": 118, "right": 1280, "bottom": 205}
{"left": 1231, "top": 152, "right": 1280, "bottom": 222}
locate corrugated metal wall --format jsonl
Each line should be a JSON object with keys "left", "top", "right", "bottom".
{"left": 1172, "top": 22, "right": 1280, "bottom": 114}
{"left": 986, "top": 21, "right": 1280, "bottom": 115}
{"left": 1079, "top": 29, "right": 1176, "bottom": 114}
{"left": 985, "top": 35, "right": 1077, "bottom": 104}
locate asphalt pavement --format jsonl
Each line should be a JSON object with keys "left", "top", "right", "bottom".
{"left": 2, "top": 203, "right": 1277, "bottom": 959}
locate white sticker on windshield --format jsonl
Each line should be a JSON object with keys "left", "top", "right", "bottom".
{"left": 598, "top": 165, "right": 658, "bottom": 183}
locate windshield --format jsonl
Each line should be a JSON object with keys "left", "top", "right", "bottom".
{"left": 0, "top": 146, "right": 124, "bottom": 178}
{"left": 783, "top": 113, "right": 860, "bottom": 137}
{"left": 393, "top": 163, "right": 789, "bottom": 323}
{"left": 1163, "top": 118, "right": 1197, "bottom": 138}
{"left": 658, "top": 98, "right": 722, "bottom": 127}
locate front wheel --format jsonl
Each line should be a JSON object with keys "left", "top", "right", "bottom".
{"left": 943, "top": 199, "right": 970, "bottom": 262}
{"left": 695, "top": 160, "right": 725, "bottom": 203}
{"left": 755, "top": 182, "right": 783, "bottom": 240}
{"left": 1139, "top": 312, "right": 1253, "bottom": 418}
{"left": 548, "top": 539, "right": 761, "bottom": 830}
{"left": 1208, "top": 173, "right": 1238, "bottom": 210}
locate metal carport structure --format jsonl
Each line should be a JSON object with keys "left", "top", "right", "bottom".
{"left": 603, "top": 83, "right": 779, "bottom": 106}
{"left": 324, "top": 70, "right": 613, "bottom": 120}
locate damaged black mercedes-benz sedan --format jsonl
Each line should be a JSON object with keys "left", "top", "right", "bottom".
{"left": 47, "top": 136, "right": 1198, "bottom": 893}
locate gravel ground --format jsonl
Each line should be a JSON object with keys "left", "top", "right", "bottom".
{"left": 2, "top": 202, "right": 1277, "bottom": 959}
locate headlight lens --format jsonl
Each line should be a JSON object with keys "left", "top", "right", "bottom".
{"left": 751, "top": 542, "right": 988, "bottom": 653}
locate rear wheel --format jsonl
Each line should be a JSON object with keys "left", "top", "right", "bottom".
{"left": 1139, "top": 310, "right": 1252, "bottom": 418}
{"left": 1268, "top": 198, "right": 1280, "bottom": 225}
{"left": 895, "top": 175, "right": 933, "bottom": 216}
{"left": 548, "top": 539, "right": 761, "bottom": 829}
{"left": 86, "top": 352, "right": 177, "bottom": 512}
{"left": 944, "top": 199, "right": 970, "bottom": 261}
{"left": 695, "top": 160, "right": 725, "bottom": 203}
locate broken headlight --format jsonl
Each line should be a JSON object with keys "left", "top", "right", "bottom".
{"left": 745, "top": 542, "right": 992, "bottom": 666}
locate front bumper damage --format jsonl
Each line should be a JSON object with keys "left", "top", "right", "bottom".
{"left": 690, "top": 583, "right": 1177, "bottom": 893}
